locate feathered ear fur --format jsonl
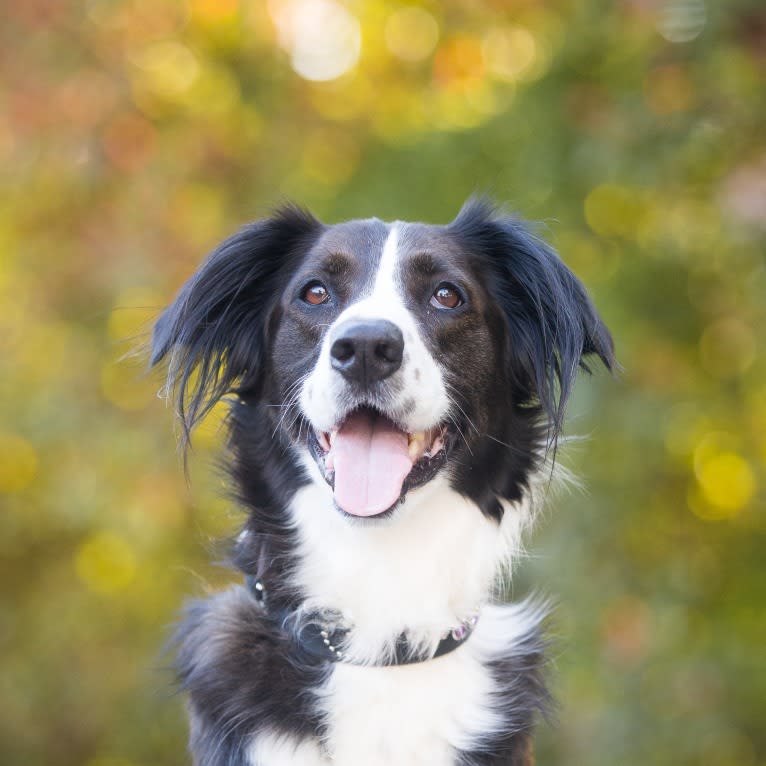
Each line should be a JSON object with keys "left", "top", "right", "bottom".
{"left": 151, "top": 204, "right": 323, "bottom": 441}
{"left": 450, "top": 198, "right": 615, "bottom": 440}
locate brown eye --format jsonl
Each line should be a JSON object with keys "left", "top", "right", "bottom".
{"left": 302, "top": 282, "right": 330, "bottom": 305}
{"left": 430, "top": 283, "right": 463, "bottom": 310}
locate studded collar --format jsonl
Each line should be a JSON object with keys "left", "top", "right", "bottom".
{"left": 245, "top": 575, "right": 479, "bottom": 666}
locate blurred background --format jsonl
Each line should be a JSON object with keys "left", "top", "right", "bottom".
{"left": 1, "top": 0, "right": 764, "bottom": 764}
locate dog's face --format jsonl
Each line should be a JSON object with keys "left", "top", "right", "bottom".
{"left": 274, "top": 219, "right": 507, "bottom": 518}
{"left": 153, "top": 199, "right": 613, "bottom": 522}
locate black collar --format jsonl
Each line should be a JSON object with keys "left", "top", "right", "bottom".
{"left": 245, "top": 575, "right": 478, "bottom": 666}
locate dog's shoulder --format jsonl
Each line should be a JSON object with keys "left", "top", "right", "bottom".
{"left": 176, "top": 586, "right": 329, "bottom": 765}
{"left": 456, "top": 602, "right": 552, "bottom": 765}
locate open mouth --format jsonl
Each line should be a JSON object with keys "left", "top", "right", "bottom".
{"left": 308, "top": 406, "right": 451, "bottom": 518}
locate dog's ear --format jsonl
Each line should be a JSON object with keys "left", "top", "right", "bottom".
{"left": 151, "top": 204, "right": 322, "bottom": 439}
{"left": 450, "top": 198, "right": 615, "bottom": 438}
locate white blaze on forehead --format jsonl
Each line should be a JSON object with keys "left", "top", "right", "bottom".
{"left": 332, "top": 223, "right": 401, "bottom": 322}
{"left": 372, "top": 223, "right": 401, "bottom": 303}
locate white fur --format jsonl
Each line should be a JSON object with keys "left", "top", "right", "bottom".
{"left": 247, "top": 732, "right": 327, "bottom": 765}
{"left": 300, "top": 224, "right": 450, "bottom": 434}
{"left": 319, "top": 635, "right": 500, "bottom": 764}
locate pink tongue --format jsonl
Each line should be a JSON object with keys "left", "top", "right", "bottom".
{"left": 332, "top": 410, "right": 413, "bottom": 517}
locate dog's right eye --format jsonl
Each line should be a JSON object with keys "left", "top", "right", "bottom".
{"left": 302, "top": 281, "right": 330, "bottom": 306}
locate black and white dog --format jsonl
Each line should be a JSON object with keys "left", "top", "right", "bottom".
{"left": 152, "top": 198, "right": 614, "bottom": 766}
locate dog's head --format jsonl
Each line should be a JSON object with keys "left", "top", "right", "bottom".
{"left": 153, "top": 199, "right": 613, "bottom": 522}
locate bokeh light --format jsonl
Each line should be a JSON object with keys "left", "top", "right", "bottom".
{"left": 269, "top": 0, "right": 361, "bottom": 82}
{"left": 658, "top": 0, "right": 707, "bottom": 44}
{"left": 75, "top": 531, "right": 138, "bottom": 594}
{"left": 385, "top": 6, "right": 439, "bottom": 64}
{"left": 0, "top": 432, "right": 38, "bottom": 493}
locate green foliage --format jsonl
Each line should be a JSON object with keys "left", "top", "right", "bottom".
{"left": 1, "top": 1, "right": 764, "bottom": 763}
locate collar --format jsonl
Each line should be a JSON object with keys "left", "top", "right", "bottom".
{"left": 245, "top": 575, "right": 479, "bottom": 666}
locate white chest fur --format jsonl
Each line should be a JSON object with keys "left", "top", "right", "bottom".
{"left": 319, "top": 623, "right": 502, "bottom": 765}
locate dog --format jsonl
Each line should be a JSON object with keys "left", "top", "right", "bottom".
{"left": 151, "top": 198, "right": 614, "bottom": 766}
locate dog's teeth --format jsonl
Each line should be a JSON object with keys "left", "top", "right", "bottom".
{"left": 408, "top": 436, "right": 424, "bottom": 460}
{"left": 330, "top": 430, "right": 338, "bottom": 445}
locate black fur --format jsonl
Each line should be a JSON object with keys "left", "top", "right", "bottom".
{"left": 152, "top": 204, "right": 323, "bottom": 441}
{"left": 448, "top": 198, "right": 614, "bottom": 438}
{"left": 176, "top": 588, "right": 331, "bottom": 766}
{"left": 152, "top": 198, "right": 613, "bottom": 766}
{"left": 442, "top": 198, "right": 614, "bottom": 519}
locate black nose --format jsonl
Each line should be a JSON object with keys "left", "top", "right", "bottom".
{"left": 330, "top": 319, "right": 404, "bottom": 387}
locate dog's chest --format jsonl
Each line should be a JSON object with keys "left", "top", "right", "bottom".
{"left": 322, "top": 650, "right": 499, "bottom": 764}
{"left": 248, "top": 647, "right": 498, "bottom": 766}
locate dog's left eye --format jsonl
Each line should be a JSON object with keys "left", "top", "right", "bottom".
{"left": 430, "top": 283, "right": 464, "bottom": 310}
{"left": 302, "top": 281, "right": 330, "bottom": 306}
